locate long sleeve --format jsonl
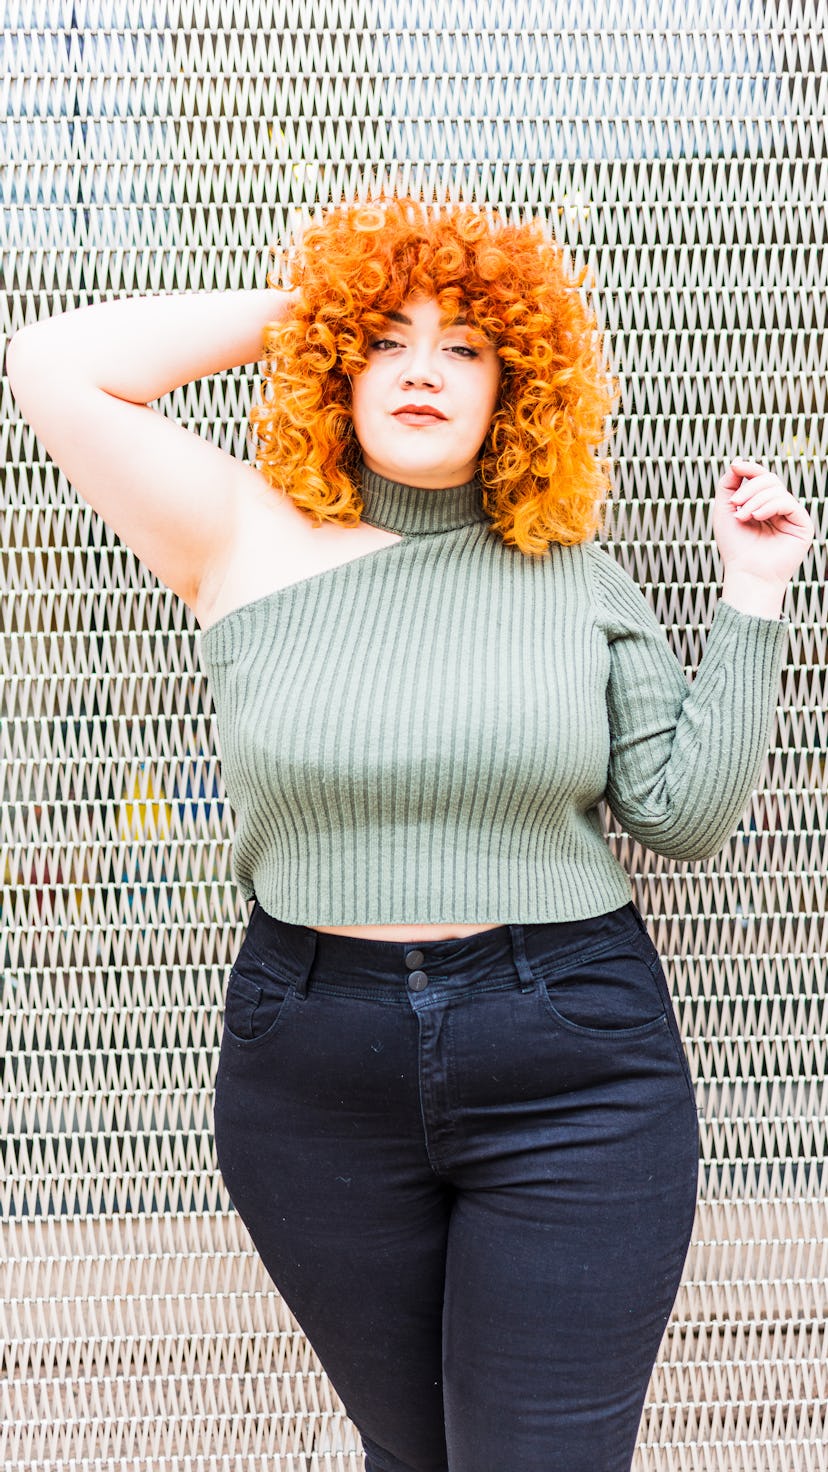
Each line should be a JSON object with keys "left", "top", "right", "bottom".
{"left": 585, "top": 542, "right": 791, "bottom": 862}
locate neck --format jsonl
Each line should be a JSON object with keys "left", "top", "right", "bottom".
{"left": 358, "top": 462, "right": 490, "bottom": 536}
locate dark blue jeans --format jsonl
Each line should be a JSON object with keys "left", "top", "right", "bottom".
{"left": 213, "top": 899, "right": 699, "bottom": 1472}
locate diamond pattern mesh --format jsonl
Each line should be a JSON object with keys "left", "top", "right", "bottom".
{"left": 2, "top": 2, "right": 826, "bottom": 1468}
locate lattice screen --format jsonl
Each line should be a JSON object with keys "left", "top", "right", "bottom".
{"left": 2, "top": 1, "right": 826, "bottom": 1468}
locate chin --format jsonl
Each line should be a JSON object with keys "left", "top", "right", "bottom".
{"left": 372, "top": 444, "right": 465, "bottom": 479}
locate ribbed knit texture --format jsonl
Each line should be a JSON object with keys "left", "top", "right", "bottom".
{"left": 197, "top": 463, "right": 791, "bottom": 924}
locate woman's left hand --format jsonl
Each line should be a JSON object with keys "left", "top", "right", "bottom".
{"left": 714, "top": 459, "right": 815, "bottom": 586}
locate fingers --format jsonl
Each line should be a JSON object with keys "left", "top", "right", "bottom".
{"left": 723, "top": 460, "right": 789, "bottom": 518}
{"left": 719, "top": 459, "right": 815, "bottom": 544}
{"left": 732, "top": 494, "right": 789, "bottom": 520}
{"left": 732, "top": 486, "right": 803, "bottom": 523}
{"left": 729, "top": 473, "right": 779, "bottom": 500}
{"left": 729, "top": 459, "right": 770, "bottom": 476}
{"left": 716, "top": 456, "right": 783, "bottom": 509}
{"left": 721, "top": 459, "right": 781, "bottom": 490}
{"left": 720, "top": 466, "right": 742, "bottom": 489}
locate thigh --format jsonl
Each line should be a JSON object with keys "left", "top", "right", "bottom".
{"left": 213, "top": 960, "right": 451, "bottom": 1472}
{"left": 441, "top": 928, "right": 700, "bottom": 1472}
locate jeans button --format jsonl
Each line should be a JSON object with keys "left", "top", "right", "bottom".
{"left": 405, "top": 949, "right": 425, "bottom": 969}
{"left": 407, "top": 970, "right": 429, "bottom": 991}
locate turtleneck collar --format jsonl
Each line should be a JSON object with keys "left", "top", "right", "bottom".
{"left": 359, "top": 463, "right": 490, "bottom": 536}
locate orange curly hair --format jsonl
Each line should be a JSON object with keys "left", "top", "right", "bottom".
{"left": 248, "top": 194, "right": 620, "bottom": 555}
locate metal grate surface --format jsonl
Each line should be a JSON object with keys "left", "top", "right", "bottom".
{"left": 2, "top": 2, "right": 826, "bottom": 1468}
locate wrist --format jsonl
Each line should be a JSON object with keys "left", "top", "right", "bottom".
{"left": 721, "top": 567, "right": 787, "bottom": 619}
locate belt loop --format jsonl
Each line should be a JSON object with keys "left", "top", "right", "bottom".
{"left": 508, "top": 924, "right": 536, "bottom": 994}
{"left": 291, "top": 925, "right": 318, "bottom": 1000}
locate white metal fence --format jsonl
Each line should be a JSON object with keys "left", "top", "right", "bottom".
{"left": 2, "top": 2, "right": 826, "bottom": 1467}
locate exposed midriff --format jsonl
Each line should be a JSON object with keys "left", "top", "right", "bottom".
{"left": 311, "top": 921, "right": 504, "bottom": 941}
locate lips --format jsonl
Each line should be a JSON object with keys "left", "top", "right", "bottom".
{"left": 392, "top": 406, "right": 447, "bottom": 423}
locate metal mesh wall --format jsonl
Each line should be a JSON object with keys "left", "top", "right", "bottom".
{"left": 2, "top": 1, "right": 826, "bottom": 1467}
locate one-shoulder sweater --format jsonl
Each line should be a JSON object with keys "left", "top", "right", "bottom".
{"left": 196, "top": 463, "right": 790, "bottom": 926}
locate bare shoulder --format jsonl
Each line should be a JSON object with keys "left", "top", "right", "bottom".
{"left": 195, "top": 467, "right": 402, "bottom": 631}
{"left": 5, "top": 339, "right": 321, "bottom": 618}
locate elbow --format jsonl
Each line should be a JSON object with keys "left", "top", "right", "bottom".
{"left": 5, "top": 328, "right": 32, "bottom": 387}
{"left": 612, "top": 807, "right": 734, "bottom": 863}
{"left": 6, "top": 326, "right": 47, "bottom": 404}
{"left": 7, "top": 321, "right": 44, "bottom": 359}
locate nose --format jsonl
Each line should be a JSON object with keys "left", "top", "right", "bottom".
{"left": 399, "top": 345, "right": 443, "bottom": 389}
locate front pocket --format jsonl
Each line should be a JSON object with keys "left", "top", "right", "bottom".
{"left": 538, "top": 939, "right": 668, "bottom": 1037}
{"left": 223, "top": 965, "right": 295, "bottom": 1046}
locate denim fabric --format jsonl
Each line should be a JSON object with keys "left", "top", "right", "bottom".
{"left": 213, "top": 899, "right": 700, "bottom": 1472}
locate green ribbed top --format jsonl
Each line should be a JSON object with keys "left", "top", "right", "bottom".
{"left": 197, "top": 463, "right": 790, "bottom": 925}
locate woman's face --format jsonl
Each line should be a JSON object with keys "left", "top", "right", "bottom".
{"left": 349, "top": 294, "right": 502, "bottom": 489}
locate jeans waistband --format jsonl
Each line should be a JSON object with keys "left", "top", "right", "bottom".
{"left": 240, "top": 899, "right": 648, "bottom": 999}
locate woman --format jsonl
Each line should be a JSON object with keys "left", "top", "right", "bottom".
{"left": 7, "top": 194, "right": 814, "bottom": 1471}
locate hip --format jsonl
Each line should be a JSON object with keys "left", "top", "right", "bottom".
{"left": 217, "top": 898, "right": 698, "bottom": 1111}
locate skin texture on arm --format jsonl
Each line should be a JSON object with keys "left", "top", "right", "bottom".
{"left": 5, "top": 288, "right": 302, "bottom": 610}
{"left": 6, "top": 287, "right": 301, "bottom": 403}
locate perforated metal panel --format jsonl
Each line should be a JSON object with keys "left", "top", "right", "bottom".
{"left": 2, "top": 2, "right": 826, "bottom": 1468}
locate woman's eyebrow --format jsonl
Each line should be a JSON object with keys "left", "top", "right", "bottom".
{"left": 385, "top": 311, "right": 468, "bottom": 326}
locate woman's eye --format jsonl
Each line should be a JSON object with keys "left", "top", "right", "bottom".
{"left": 369, "top": 339, "right": 478, "bottom": 358}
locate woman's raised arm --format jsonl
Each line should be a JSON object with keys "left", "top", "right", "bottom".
{"left": 5, "top": 286, "right": 299, "bottom": 611}
{"left": 7, "top": 287, "right": 299, "bottom": 402}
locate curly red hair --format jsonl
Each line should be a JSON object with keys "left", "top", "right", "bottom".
{"left": 248, "top": 194, "right": 620, "bottom": 555}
